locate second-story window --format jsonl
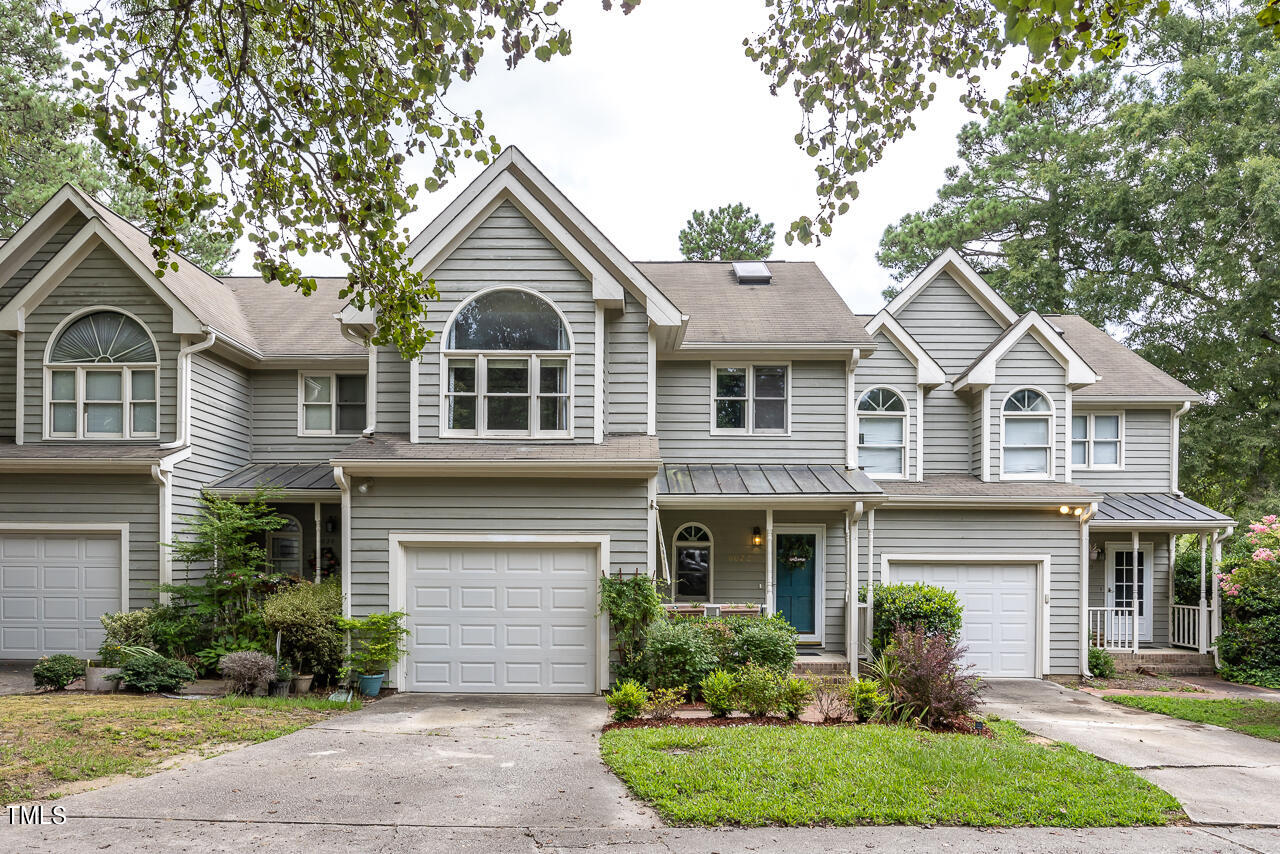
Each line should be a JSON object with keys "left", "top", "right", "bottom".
{"left": 857, "top": 387, "right": 907, "bottom": 477}
{"left": 1002, "top": 388, "right": 1053, "bottom": 478}
{"left": 442, "top": 287, "right": 572, "bottom": 438}
{"left": 712, "top": 364, "right": 789, "bottom": 434}
{"left": 46, "top": 309, "right": 158, "bottom": 440}
{"left": 1072, "top": 413, "right": 1122, "bottom": 468}
{"left": 300, "top": 373, "right": 366, "bottom": 435}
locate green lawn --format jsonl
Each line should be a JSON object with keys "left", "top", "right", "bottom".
{"left": 0, "top": 693, "right": 359, "bottom": 803}
{"left": 599, "top": 721, "right": 1181, "bottom": 827}
{"left": 1106, "top": 696, "right": 1280, "bottom": 741}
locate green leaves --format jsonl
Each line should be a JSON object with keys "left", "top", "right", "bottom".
{"left": 678, "top": 203, "right": 776, "bottom": 261}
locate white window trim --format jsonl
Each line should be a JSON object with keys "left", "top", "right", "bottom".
{"left": 438, "top": 286, "right": 576, "bottom": 440}
{"left": 670, "top": 521, "right": 714, "bottom": 603}
{"left": 854, "top": 385, "right": 910, "bottom": 481}
{"left": 42, "top": 306, "right": 160, "bottom": 441}
{"left": 1072, "top": 411, "right": 1125, "bottom": 470}
{"left": 297, "top": 371, "right": 368, "bottom": 437}
{"left": 1000, "top": 386, "right": 1056, "bottom": 481}
{"left": 708, "top": 362, "right": 792, "bottom": 436}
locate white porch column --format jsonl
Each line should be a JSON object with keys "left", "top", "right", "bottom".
{"left": 1168, "top": 533, "right": 1177, "bottom": 649}
{"left": 314, "top": 501, "right": 322, "bottom": 584}
{"left": 1198, "top": 533, "right": 1208, "bottom": 654}
{"left": 1212, "top": 530, "right": 1224, "bottom": 664}
{"left": 1131, "top": 530, "right": 1141, "bottom": 652}
{"left": 764, "top": 508, "right": 775, "bottom": 616}
{"left": 865, "top": 508, "right": 876, "bottom": 656}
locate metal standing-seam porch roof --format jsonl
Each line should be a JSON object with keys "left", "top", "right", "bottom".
{"left": 1093, "top": 492, "right": 1234, "bottom": 529}
{"left": 206, "top": 462, "right": 339, "bottom": 495}
{"left": 658, "top": 464, "right": 881, "bottom": 497}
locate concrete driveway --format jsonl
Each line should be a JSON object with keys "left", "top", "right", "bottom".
{"left": 0, "top": 661, "right": 34, "bottom": 695}
{"left": 984, "top": 679, "right": 1280, "bottom": 825}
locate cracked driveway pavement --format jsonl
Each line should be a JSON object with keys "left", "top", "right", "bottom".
{"left": 983, "top": 678, "right": 1280, "bottom": 825}
{"left": 8, "top": 689, "right": 1280, "bottom": 852}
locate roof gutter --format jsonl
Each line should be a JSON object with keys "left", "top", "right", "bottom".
{"left": 877, "top": 495, "right": 1099, "bottom": 509}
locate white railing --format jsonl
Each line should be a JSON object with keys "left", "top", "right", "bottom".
{"left": 1088, "top": 607, "right": 1138, "bottom": 651}
{"left": 1171, "top": 604, "right": 1212, "bottom": 650}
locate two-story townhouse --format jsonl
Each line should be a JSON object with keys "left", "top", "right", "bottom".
{"left": 0, "top": 147, "right": 1233, "bottom": 691}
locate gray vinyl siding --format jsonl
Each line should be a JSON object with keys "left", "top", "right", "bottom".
{"left": 0, "top": 474, "right": 160, "bottom": 607}
{"left": 922, "top": 386, "right": 973, "bottom": 474}
{"left": 376, "top": 347, "right": 410, "bottom": 435}
{"left": 347, "top": 477, "right": 648, "bottom": 613}
{"left": 1088, "top": 534, "right": 1172, "bottom": 646}
{"left": 853, "top": 332, "right": 918, "bottom": 480}
{"left": 250, "top": 370, "right": 362, "bottom": 461}
{"left": 22, "top": 244, "right": 180, "bottom": 443}
{"left": 656, "top": 360, "right": 847, "bottom": 463}
{"left": 656, "top": 508, "right": 851, "bottom": 653}
{"left": 605, "top": 290, "right": 649, "bottom": 434}
{"left": 0, "top": 213, "right": 88, "bottom": 307}
{"left": 860, "top": 508, "right": 1083, "bottom": 674}
{"left": 893, "top": 273, "right": 1006, "bottom": 375}
{"left": 0, "top": 336, "right": 13, "bottom": 440}
{"left": 415, "top": 202, "right": 597, "bottom": 441}
{"left": 171, "top": 352, "right": 253, "bottom": 583}
{"left": 990, "top": 334, "right": 1068, "bottom": 482}
{"left": 1072, "top": 408, "right": 1174, "bottom": 492}
{"left": 969, "top": 396, "right": 983, "bottom": 476}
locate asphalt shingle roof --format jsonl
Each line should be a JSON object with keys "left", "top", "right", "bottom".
{"left": 219, "top": 277, "right": 363, "bottom": 357}
{"left": 876, "top": 475, "right": 1100, "bottom": 500}
{"left": 332, "top": 433, "right": 662, "bottom": 463}
{"left": 1047, "top": 315, "right": 1200, "bottom": 401}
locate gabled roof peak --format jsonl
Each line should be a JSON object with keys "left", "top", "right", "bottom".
{"left": 883, "top": 248, "right": 1020, "bottom": 328}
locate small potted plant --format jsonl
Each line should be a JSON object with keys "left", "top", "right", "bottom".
{"left": 86, "top": 641, "right": 125, "bottom": 692}
{"left": 290, "top": 662, "right": 314, "bottom": 696}
{"left": 340, "top": 612, "right": 410, "bottom": 697}
{"left": 669, "top": 603, "right": 706, "bottom": 618}
{"left": 269, "top": 661, "right": 293, "bottom": 697}
{"left": 718, "top": 602, "right": 762, "bottom": 618}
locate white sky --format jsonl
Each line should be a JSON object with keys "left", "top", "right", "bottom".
{"left": 245, "top": 1, "right": 1017, "bottom": 315}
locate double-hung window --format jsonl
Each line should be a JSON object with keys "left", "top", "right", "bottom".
{"left": 712, "top": 364, "right": 789, "bottom": 434}
{"left": 856, "top": 387, "right": 907, "bottom": 477}
{"left": 300, "top": 373, "right": 367, "bottom": 435}
{"left": 1072, "top": 413, "right": 1121, "bottom": 468}
{"left": 46, "top": 310, "right": 158, "bottom": 439}
{"left": 442, "top": 288, "right": 573, "bottom": 438}
{"left": 1002, "top": 388, "right": 1054, "bottom": 478}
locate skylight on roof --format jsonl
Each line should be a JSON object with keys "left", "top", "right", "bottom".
{"left": 732, "top": 261, "right": 772, "bottom": 284}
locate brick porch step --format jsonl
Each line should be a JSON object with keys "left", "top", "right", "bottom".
{"left": 792, "top": 656, "right": 850, "bottom": 677}
{"left": 1113, "top": 651, "right": 1216, "bottom": 677}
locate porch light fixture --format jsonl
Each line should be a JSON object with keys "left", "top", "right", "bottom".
{"left": 1059, "top": 505, "right": 1071, "bottom": 515}
{"left": 751, "top": 526, "right": 763, "bottom": 548}
{"left": 1073, "top": 507, "right": 1084, "bottom": 517}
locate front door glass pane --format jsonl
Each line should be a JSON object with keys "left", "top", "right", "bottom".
{"left": 676, "top": 546, "right": 709, "bottom": 599}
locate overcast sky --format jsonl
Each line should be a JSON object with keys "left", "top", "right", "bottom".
{"left": 255, "top": 1, "right": 1015, "bottom": 315}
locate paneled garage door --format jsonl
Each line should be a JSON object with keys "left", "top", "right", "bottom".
{"left": 0, "top": 534, "right": 123, "bottom": 658}
{"left": 403, "top": 544, "right": 597, "bottom": 693}
{"left": 890, "top": 561, "right": 1038, "bottom": 677}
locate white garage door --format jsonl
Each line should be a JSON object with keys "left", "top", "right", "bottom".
{"left": 404, "top": 544, "right": 597, "bottom": 693}
{"left": 0, "top": 533, "right": 123, "bottom": 658}
{"left": 891, "top": 562, "right": 1038, "bottom": 677}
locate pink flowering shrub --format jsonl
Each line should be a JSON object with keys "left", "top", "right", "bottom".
{"left": 1216, "top": 514, "right": 1280, "bottom": 688}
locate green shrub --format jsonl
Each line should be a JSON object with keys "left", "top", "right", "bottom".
{"left": 118, "top": 655, "right": 196, "bottom": 694}
{"left": 700, "top": 669, "right": 738, "bottom": 717}
{"left": 846, "top": 677, "right": 884, "bottom": 722}
{"left": 263, "top": 579, "right": 344, "bottom": 679}
{"left": 605, "top": 680, "right": 649, "bottom": 722}
{"left": 98, "top": 608, "right": 156, "bottom": 666}
{"left": 599, "top": 573, "right": 665, "bottom": 684}
{"left": 338, "top": 612, "right": 411, "bottom": 676}
{"left": 644, "top": 685, "right": 686, "bottom": 719}
{"left": 147, "top": 604, "right": 210, "bottom": 660}
{"left": 644, "top": 618, "right": 718, "bottom": 692}
{"left": 778, "top": 676, "right": 813, "bottom": 719}
{"left": 735, "top": 662, "right": 783, "bottom": 717}
{"left": 33, "top": 654, "right": 85, "bottom": 690}
{"left": 870, "top": 626, "right": 981, "bottom": 729}
{"left": 1088, "top": 646, "right": 1117, "bottom": 679}
{"left": 871, "top": 583, "right": 964, "bottom": 654}
{"left": 730, "top": 615, "right": 798, "bottom": 673}
{"left": 806, "top": 675, "right": 851, "bottom": 721}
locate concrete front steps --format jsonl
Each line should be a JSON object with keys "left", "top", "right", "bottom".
{"left": 792, "top": 652, "right": 852, "bottom": 677}
{"left": 1112, "top": 649, "right": 1216, "bottom": 676}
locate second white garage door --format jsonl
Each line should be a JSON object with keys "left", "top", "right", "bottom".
{"left": 890, "top": 561, "right": 1039, "bottom": 677}
{"left": 403, "top": 544, "right": 597, "bottom": 693}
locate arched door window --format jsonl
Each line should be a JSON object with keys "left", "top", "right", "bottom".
{"left": 46, "top": 310, "right": 158, "bottom": 439}
{"left": 442, "top": 288, "right": 572, "bottom": 437}
{"left": 267, "top": 515, "right": 303, "bottom": 576}
{"left": 1002, "top": 388, "right": 1053, "bottom": 477}
{"left": 857, "top": 387, "right": 907, "bottom": 477}
{"left": 672, "top": 523, "right": 712, "bottom": 602}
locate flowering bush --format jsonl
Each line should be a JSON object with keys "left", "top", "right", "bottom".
{"left": 1216, "top": 515, "right": 1280, "bottom": 687}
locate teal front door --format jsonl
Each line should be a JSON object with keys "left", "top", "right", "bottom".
{"left": 774, "top": 531, "right": 818, "bottom": 635}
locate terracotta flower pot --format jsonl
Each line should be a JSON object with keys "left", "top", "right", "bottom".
{"left": 291, "top": 674, "right": 314, "bottom": 695}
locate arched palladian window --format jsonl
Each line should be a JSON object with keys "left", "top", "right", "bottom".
{"left": 856, "top": 387, "right": 907, "bottom": 477}
{"left": 1002, "top": 388, "right": 1053, "bottom": 478}
{"left": 442, "top": 288, "right": 572, "bottom": 438}
{"left": 672, "top": 523, "right": 712, "bottom": 601}
{"left": 46, "top": 310, "right": 158, "bottom": 439}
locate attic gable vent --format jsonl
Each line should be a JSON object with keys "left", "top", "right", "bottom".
{"left": 732, "top": 261, "right": 772, "bottom": 284}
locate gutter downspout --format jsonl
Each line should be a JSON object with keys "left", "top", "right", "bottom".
{"left": 161, "top": 328, "right": 216, "bottom": 449}
{"left": 14, "top": 327, "right": 23, "bottom": 445}
{"left": 339, "top": 326, "right": 376, "bottom": 437}
{"left": 1171, "top": 400, "right": 1191, "bottom": 496}
{"left": 847, "top": 501, "right": 864, "bottom": 675}
{"left": 865, "top": 507, "right": 876, "bottom": 660}
{"left": 334, "top": 466, "right": 352, "bottom": 619}
{"left": 1079, "top": 501, "right": 1098, "bottom": 676}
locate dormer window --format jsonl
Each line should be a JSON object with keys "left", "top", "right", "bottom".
{"left": 857, "top": 387, "right": 907, "bottom": 478}
{"left": 45, "top": 309, "right": 158, "bottom": 439}
{"left": 1002, "top": 388, "right": 1053, "bottom": 479}
{"left": 442, "top": 288, "right": 573, "bottom": 438}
